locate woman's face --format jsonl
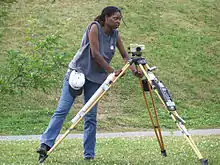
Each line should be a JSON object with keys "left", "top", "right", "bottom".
{"left": 105, "top": 12, "right": 122, "bottom": 29}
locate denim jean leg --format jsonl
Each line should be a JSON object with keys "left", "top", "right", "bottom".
{"left": 83, "top": 80, "right": 101, "bottom": 158}
{"left": 41, "top": 77, "right": 76, "bottom": 147}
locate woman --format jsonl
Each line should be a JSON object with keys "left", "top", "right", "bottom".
{"left": 37, "top": 6, "right": 142, "bottom": 161}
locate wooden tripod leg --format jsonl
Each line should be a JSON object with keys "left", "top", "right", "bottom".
{"left": 138, "top": 64, "right": 166, "bottom": 156}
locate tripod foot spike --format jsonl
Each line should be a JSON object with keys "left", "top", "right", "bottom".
{"left": 161, "top": 150, "right": 167, "bottom": 157}
{"left": 200, "top": 158, "right": 208, "bottom": 165}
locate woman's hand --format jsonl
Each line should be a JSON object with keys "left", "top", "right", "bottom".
{"left": 114, "top": 69, "right": 125, "bottom": 77}
{"left": 132, "top": 69, "right": 144, "bottom": 78}
{"left": 113, "top": 69, "right": 143, "bottom": 78}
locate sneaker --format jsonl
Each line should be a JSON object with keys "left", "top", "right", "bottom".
{"left": 84, "top": 157, "right": 94, "bottom": 161}
{"left": 37, "top": 143, "right": 50, "bottom": 163}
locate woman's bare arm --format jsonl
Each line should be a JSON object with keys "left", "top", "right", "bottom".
{"left": 88, "top": 24, "right": 114, "bottom": 73}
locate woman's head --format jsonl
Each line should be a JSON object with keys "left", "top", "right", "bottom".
{"left": 94, "top": 6, "right": 122, "bottom": 29}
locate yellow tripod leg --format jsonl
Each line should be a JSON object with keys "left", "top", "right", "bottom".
{"left": 138, "top": 64, "right": 166, "bottom": 156}
{"left": 39, "top": 62, "right": 131, "bottom": 163}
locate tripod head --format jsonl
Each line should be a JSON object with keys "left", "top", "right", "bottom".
{"left": 128, "top": 44, "right": 145, "bottom": 57}
{"left": 128, "top": 44, "right": 147, "bottom": 65}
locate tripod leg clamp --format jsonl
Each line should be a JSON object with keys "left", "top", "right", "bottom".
{"left": 142, "top": 79, "right": 151, "bottom": 91}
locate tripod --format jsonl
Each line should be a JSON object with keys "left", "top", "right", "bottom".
{"left": 39, "top": 51, "right": 208, "bottom": 165}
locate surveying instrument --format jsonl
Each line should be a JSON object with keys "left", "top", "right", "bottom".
{"left": 38, "top": 44, "right": 208, "bottom": 165}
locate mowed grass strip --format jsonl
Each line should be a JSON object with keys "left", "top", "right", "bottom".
{"left": 0, "top": 136, "right": 219, "bottom": 165}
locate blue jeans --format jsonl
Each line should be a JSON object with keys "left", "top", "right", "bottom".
{"left": 41, "top": 72, "right": 101, "bottom": 158}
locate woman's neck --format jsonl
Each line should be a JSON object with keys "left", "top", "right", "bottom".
{"left": 102, "top": 26, "right": 112, "bottom": 35}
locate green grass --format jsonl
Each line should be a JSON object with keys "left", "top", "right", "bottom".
{"left": 0, "top": 136, "right": 219, "bottom": 165}
{"left": 0, "top": 0, "right": 220, "bottom": 135}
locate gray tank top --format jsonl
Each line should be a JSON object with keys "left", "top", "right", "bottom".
{"left": 68, "top": 21, "right": 118, "bottom": 84}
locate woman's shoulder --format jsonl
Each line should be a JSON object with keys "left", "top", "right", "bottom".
{"left": 89, "top": 21, "right": 101, "bottom": 28}
{"left": 86, "top": 21, "right": 102, "bottom": 32}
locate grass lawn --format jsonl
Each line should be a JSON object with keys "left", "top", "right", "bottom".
{"left": 0, "top": 0, "right": 219, "bottom": 136}
{"left": 0, "top": 136, "right": 219, "bottom": 165}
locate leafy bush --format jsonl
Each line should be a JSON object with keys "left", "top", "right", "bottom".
{"left": 0, "top": 31, "right": 70, "bottom": 93}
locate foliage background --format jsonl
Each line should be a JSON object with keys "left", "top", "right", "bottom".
{"left": 0, "top": 0, "right": 219, "bottom": 135}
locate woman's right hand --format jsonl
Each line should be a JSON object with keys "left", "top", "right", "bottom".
{"left": 132, "top": 70, "right": 143, "bottom": 78}
{"left": 114, "top": 69, "right": 125, "bottom": 77}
